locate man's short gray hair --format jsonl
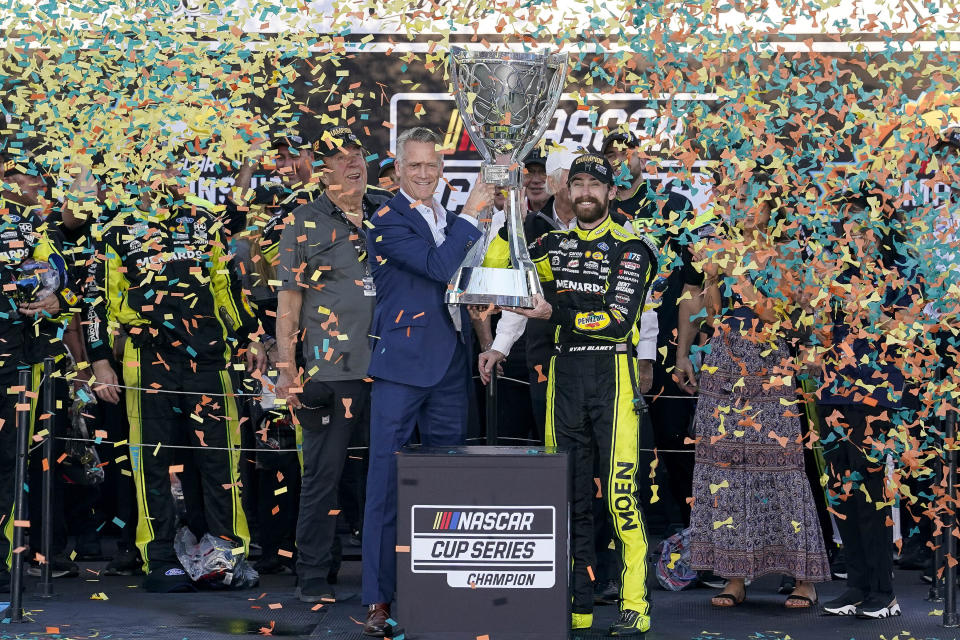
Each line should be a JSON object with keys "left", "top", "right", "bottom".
{"left": 395, "top": 127, "right": 443, "bottom": 168}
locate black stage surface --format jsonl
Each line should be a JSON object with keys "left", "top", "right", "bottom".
{"left": 0, "top": 556, "right": 955, "bottom": 640}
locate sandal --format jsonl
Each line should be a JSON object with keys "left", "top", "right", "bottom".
{"left": 711, "top": 591, "right": 745, "bottom": 607}
{"left": 784, "top": 593, "right": 818, "bottom": 609}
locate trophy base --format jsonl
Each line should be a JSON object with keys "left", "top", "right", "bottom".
{"left": 446, "top": 266, "right": 540, "bottom": 308}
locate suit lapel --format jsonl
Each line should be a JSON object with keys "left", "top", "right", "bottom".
{"left": 390, "top": 193, "right": 436, "bottom": 244}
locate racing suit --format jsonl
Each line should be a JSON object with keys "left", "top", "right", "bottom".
{"left": 85, "top": 195, "right": 261, "bottom": 573}
{"left": 0, "top": 202, "right": 75, "bottom": 570}
{"left": 487, "top": 213, "right": 657, "bottom": 627}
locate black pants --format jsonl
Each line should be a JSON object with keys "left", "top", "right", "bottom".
{"left": 0, "top": 369, "right": 33, "bottom": 571}
{"left": 28, "top": 373, "right": 69, "bottom": 557}
{"left": 93, "top": 374, "right": 138, "bottom": 548}
{"left": 818, "top": 404, "right": 895, "bottom": 598}
{"left": 295, "top": 378, "right": 371, "bottom": 583}
{"left": 647, "top": 365, "right": 696, "bottom": 527}
{"left": 122, "top": 345, "right": 248, "bottom": 571}
{"left": 0, "top": 366, "right": 71, "bottom": 569}
{"left": 546, "top": 352, "right": 650, "bottom": 624}
{"left": 256, "top": 452, "right": 300, "bottom": 561}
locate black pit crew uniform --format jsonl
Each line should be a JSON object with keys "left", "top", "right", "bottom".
{"left": 0, "top": 202, "right": 75, "bottom": 575}
{"left": 85, "top": 195, "right": 261, "bottom": 576}
{"left": 490, "top": 211, "right": 658, "bottom": 631}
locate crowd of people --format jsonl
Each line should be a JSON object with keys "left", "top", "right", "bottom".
{"left": 0, "top": 115, "right": 957, "bottom": 638}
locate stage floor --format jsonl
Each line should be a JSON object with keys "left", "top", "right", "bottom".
{"left": 2, "top": 559, "right": 953, "bottom": 640}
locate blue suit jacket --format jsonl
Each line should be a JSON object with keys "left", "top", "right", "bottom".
{"left": 367, "top": 193, "right": 482, "bottom": 388}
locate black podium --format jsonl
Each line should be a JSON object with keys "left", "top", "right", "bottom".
{"left": 397, "top": 446, "right": 569, "bottom": 640}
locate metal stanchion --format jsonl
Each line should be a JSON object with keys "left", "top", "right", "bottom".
{"left": 945, "top": 409, "right": 959, "bottom": 627}
{"left": 486, "top": 367, "right": 498, "bottom": 446}
{"left": 37, "top": 358, "right": 55, "bottom": 599}
{"left": 8, "top": 369, "right": 32, "bottom": 622}
{"left": 930, "top": 458, "right": 946, "bottom": 603}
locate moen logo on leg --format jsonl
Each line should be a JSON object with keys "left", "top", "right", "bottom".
{"left": 613, "top": 462, "right": 638, "bottom": 531}
{"left": 412, "top": 505, "right": 556, "bottom": 589}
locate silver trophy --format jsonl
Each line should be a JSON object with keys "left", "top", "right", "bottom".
{"left": 445, "top": 47, "right": 568, "bottom": 308}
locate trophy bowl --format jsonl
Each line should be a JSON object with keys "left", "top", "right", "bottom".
{"left": 445, "top": 47, "right": 568, "bottom": 308}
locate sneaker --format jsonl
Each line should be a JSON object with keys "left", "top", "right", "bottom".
{"left": 571, "top": 612, "right": 593, "bottom": 629}
{"left": 295, "top": 577, "right": 335, "bottom": 603}
{"left": 822, "top": 588, "right": 864, "bottom": 616}
{"left": 349, "top": 528, "right": 362, "bottom": 547}
{"left": 856, "top": 595, "right": 901, "bottom": 619}
{"left": 143, "top": 566, "right": 196, "bottom": 593}
{"left": 830, "top": 547, "right": 848, "bottom": 580}
{"left": 27, "top": 554, "right": 79, "bottom": 578}
{"left": 594, "top": 578, "right": 621, "bottom": 605}
{"left": 609, "top": 609, "right": 649, "bottom": 636}
{"left": 103, "top": 545, "right": 144, "bottom": 576}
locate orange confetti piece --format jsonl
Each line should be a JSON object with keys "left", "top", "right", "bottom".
{"left": 396, "top": 545, "right": 410, "bottom": 553}
{"left": 534, "top": 364, "right": 547, "bottom": 383}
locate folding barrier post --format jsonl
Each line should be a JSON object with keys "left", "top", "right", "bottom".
{"left": 8, "top": 368, "right": 32, "bottom": 622}
{"left": 485, "top": 367, "right": 498, "bottom": 446}
{"left": 945, "top": 409, "right": 959, "bottom": 627}
{"left": 37, "top": 358, "right": 56, "bottom": 599}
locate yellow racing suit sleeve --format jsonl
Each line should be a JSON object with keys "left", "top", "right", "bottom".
{"left": 528, "top": 232, "right": 554, "bottom": 282}
{"left": 84, "top": 229, "right": 129, "bottom": 363}
{"left": 209, "top": 227, "right": 262, "bottom": 344}
{"left": 32, "top": 223, "right": 78, "bottom": 323}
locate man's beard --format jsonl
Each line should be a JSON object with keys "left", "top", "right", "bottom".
{"left": 573, "top": 197, "right": 606, "bottom": 224}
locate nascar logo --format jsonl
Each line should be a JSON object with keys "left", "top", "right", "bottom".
{"left": 432, "top": 510, "right": 534, "bottom": 532}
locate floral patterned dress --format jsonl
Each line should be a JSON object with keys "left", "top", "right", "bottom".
{"left": 689, "top": 311, "right": 831, "bottom": 582}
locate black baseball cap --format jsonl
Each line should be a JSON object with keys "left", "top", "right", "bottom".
{"left": 567, "top": 153, "right": 614, "bottom": 186}
{"left": 523, "top": 147, "right": 547, "bottom": 167}
{"left": 600, "top": 129, "right": 640, "bottom": 155}
{"left": 377, "top": 157, "right": 395, "bottom": 178}
{"left": 270, "top": 129, "right": 310, "bottom": 151}
{"left": 315, "top": 126, "right": 364, "bottom": 158}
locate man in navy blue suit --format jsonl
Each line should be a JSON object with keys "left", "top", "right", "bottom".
{"left": 361, "top": 126, "right": 493, "bottom": 636}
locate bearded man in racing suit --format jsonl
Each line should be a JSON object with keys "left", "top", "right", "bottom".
{"left": 490, "top": 154, "right": 658, "bottom": 636}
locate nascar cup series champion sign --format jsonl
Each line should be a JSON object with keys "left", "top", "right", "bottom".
{"left": 397, "top": 448, "right": 569, "bottom": 639}
{"left": 411, "top": 505, "right": 556, "bottom": 588}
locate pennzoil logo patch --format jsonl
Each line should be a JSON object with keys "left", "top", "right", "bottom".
{"left": 574, "top": 312, "right": 610, "bottom": 331}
